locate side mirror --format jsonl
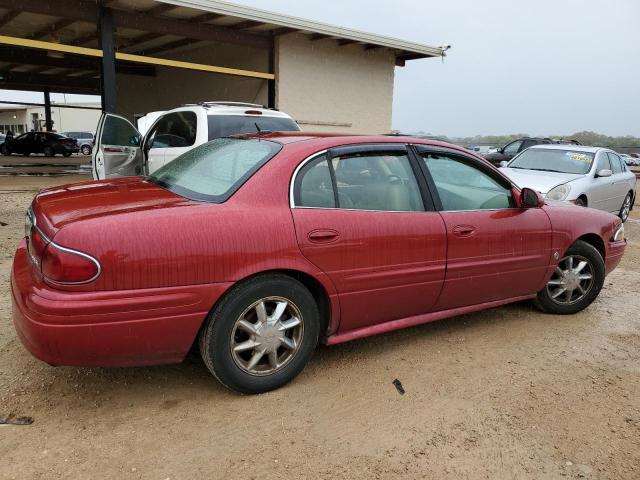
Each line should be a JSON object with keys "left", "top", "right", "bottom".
{"left": 596, "top": 169, "right": 612, "bottom": 178}
{"left": 520, "top": 187, "right": 544, "bottom": 208}
{"left": 499, "top": 160, "right": 509, "bottom": 168}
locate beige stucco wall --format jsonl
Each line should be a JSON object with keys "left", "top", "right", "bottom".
{"left": 275, "top": 33, "right": 396, "bottom": 134}
{"left": 116, "top": 41, "right": 270, "bottom": 121}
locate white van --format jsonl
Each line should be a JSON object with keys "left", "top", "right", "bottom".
{"left": 92, "top": 102, "right": 300, "bottom": 180}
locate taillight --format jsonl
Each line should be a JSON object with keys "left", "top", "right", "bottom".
{"left": 27, "top": 228, "right": 47, "bottom": 268}
{"left": 41, "top": 243, "right": 101, "bottom": 285}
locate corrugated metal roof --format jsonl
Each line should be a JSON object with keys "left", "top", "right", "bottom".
{"left": 157, "top": 0, "right": 448, "bottom": 58}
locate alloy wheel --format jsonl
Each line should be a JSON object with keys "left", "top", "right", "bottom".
{"left": 546, "top": 255, "right": 594, "bottom": 305}
{"left": 620, "top": 195, "right": 631, "bottom": 222}
{"left": 230, "top": 296, "right": 304, "bottom": 376}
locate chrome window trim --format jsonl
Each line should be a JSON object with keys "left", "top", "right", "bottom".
{"left": 289, "top": 144, "right": 525, "bottom": 214}
{"left": 26, "top": 213, "right": 102, "bottom": 285}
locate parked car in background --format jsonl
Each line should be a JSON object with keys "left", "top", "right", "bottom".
{"left": 500, "top": 145, "right": 636, "bottom": 221}
{"left": 620, "top": 153, "right": 640, "bottom": 167}
{"left": 484, "top": 137, "right": 555, "bottom": 166}
{"left": 61, "top": 131, "right": 94, "bottom": 155}
{"left": 13, "top": 134, "right": 627, "bottom": 393}
{"left": 0, "top": 131, "right": 79, "bottom": 157}
{"left": 93, "top": 102, "right": 301, "bottom": 179}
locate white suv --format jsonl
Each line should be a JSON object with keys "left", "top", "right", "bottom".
{"left": 92, "top": 102, "right": 300, "bottom": 180}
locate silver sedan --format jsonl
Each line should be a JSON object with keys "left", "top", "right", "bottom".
{"left": 500, "top": 145, "right": 637, "bottom": 221}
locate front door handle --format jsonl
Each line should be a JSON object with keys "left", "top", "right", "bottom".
{"left": 308, "top": 229, "right": 340, "bottom": 243}
{"left": 452, "top": 224, "right": 476, "bottom": 237}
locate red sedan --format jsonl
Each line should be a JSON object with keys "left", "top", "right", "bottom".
{"left": 12, "top": 133, "right": 627, "bottom": 393}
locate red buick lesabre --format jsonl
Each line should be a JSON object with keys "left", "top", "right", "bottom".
{"left": 12, "top": 134, "right": 627, "bottom": 393}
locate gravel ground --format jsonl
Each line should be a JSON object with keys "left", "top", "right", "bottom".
{"left": 0, "top": 176, "right": 639, "bottom": 480}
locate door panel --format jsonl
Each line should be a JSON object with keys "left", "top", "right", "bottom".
{"left": 608, "top": 153, "right": 631, "bottom": 212}
{"left": 434, "top": 208, "right": 552, "bottom": 310}
{"left": 93, "top": 113, "right": 143, "bottom": 180}
{"left": 292, "top": 208, "right": 447, "bottom": 332}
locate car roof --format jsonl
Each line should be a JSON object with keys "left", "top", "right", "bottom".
{"left": 527, "top": 144, "right": 604, "bottom": 154}
{"left": 233, "top": 132, "right": 481, "bottom": 155}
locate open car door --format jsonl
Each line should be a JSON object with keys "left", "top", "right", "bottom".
{"left": 92, "top": 113, "right": 144, "bottom": 180}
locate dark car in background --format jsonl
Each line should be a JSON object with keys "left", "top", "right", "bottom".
{"left": 484, "top": 137, "right": 555, "bottom": 166}
{"left": 61, "top": 131, "right": 94, "bottom": 155}
{"left": 0, "top": 131, "right": 79, "bottom": 157}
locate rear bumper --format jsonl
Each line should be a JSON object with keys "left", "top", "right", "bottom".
{"left": 605, "top": 239, "right": 626, "bottom": 275}
{"left": 11, "top": 240, "right": 231, "bottom": 367}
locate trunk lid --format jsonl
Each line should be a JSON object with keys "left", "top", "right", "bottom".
{"left": 32, "top": 177, "right": 192, "bottom": 236}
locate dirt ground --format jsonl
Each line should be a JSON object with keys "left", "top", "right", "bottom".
{"left": 0, "top": 174, "right": 639, "bottom": 480}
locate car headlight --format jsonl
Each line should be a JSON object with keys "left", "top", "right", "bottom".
{"left": 546, "top": 184, "right": 571, "bottom": 201}
{"left": 612, "top": 222, "right": 625, "bottom": 242}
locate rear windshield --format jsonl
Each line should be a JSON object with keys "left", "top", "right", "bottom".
{"left": 508, "top": 148, "right": 595, "bottom": 174}
{"left": 208, "top": 115, "right": 300, "bottom": 140}
{"left": 148, "top": 137, "right": 282, "bottom": 202}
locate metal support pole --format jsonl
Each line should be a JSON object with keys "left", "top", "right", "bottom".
{"left": 43, "top": 88, "right": 53, "bottom": 131}
{"left": 99, "top": 6, "right": 117, "bottom": 113}
{"left": 267, "top": 36, "right": 276, "bottom": 109}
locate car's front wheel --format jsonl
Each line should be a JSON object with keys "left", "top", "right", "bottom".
{"left": 619, "top": 193, "right": 632, "bottom": 222}
{"left": 534, "top": 240, "right": 605, "bottom": 315}
{"left": 199, "top": 274, "right": 320, "bottom": 394}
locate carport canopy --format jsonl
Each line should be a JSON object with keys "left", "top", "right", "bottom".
{"left": 0, "top": 0, "right": 448, "bottom": 135}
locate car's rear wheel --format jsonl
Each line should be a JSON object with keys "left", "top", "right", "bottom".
{"left": 619, "top": 193, "right": 632, "bottom": 222}
{"left": 62, "top": 152, "right": 72, "bottom": 157}
{"left": 199, "top": 274, "right": 320, "bottom": 394}
{"left": 534, "top": 240, "right": 604, "bottom": 315}
{"left": 81, "top": 145, "right": 92, "bottom": 155}
{"left": 43, "top": 146, "right": 54, "bottom": 157}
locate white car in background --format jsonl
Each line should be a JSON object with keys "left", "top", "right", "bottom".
{"left": 500, "top": 145, "right": 637, "bottom": 222}
{"left": 92, "top": 102, "right": 300, "bottom": 179}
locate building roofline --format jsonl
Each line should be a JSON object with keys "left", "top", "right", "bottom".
{"left": 158, "top": 0, "right": 448, "bottom": 58}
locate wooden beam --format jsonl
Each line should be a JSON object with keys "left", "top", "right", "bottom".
{"left": 30, "top": 18, "right": 77, "bottom": 40}
{"left": 145, "top": 3, "right": 177, "bottom": 16}
{"left": 364, "top": 44, "right": 383, "bottom": 51}
{"left": 139, "top": 38, "right": 199, "bottom": 56}
{"left": 337, "top": 39, "right": 359, "bottom": 47}
{"left": 0, "top": 0, "right": 270, "bottom": 49}
{"left": 0, "top": 9, "right": 19, "bottom": 27}
{"left": 0, "top": 35, "right": 275, "bottom": 80}
{"left": 0, "top": 70, "right": 101, "bottom": 94}
{"left": 229, "top": 20, "right": 265, "bottom": 30}
{"left": 310, "top": 33, "right": 328, "bottom": 41}
{"left": 270, "top": 27, "right": 297, "bottom": 36}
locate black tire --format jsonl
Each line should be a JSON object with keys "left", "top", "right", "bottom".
{"left": 0, "top": 144, "right": 8, "bottom": 155}
{"left": 199, "top": 274, "right": 320, "bottom": 394}
{"left": 81, "top": 145, "right": 92, "bottom": 155}
{"left": 62, "top": 152, "right": 72, "bottom": 157}
{"left": 574, "top": 196, "right": 587, "bottom": 207}
{"left": 534, "top": 240, "right": 605, "bottom": 315}
{"left": 22, "top": 151, "right": 29, "bottom": 156}
{"left": 619, "top": 192, "right": 632, "bottom": 222}
{"left": 43, "top": 146, "right": 54, "bottom": 157}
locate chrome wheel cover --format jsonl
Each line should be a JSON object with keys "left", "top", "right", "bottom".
{"left": 621, "top": 195, "right": 631, "bottom": 221}
{"left": 546, "top": 255, "right": 594, "bottom": 305}
{"left": 230, "top": 296, "right": 304, "bottom": 376}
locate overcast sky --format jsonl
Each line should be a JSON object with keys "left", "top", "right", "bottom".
{"left": 2, "top": 0, "right": 638, "bottom": 137}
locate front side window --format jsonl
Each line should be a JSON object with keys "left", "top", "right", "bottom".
{"left": 295, "top": 150, "right": 424, "bottom": 212}
{"left": 503, "top": 140, "right": 523, "bottom": 156}
{"left": 420, "top": 152, "right": 513, "bottom": 211}
{"left": 150, "top": 112, "right": 197, "bottom": 148}
{"left": 148, "top": 138, "right": 281, "bottom": 203}
{"left": 102, "top": 115, "right": 141, "bottom": 146}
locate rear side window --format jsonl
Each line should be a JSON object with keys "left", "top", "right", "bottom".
{"left": 295, "top": 151, "right": 424, "bottom": 212}
{"left": 151, "top": 112, "right": 197, "bottom": 148}
{"left": 148, "top": 138, "right": 281, "bottom": 203}
{"left": 208, "top": 115, "right": 300, "bottom": 140}
{"left": 607, "top": 152, "right": 623, "bottom": 173}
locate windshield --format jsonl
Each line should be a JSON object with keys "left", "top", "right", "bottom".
{"left": 148, "top": 137, "right": 282, "bottom": 202}
{"left": 208, "top": 115, "right": 300, "bottom": 140}
{"left": 508, "top": 148, "right": 594, "bottom": 174}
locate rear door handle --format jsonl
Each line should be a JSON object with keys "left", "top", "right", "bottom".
{"left": 308, "top": 229, "right": 340, "bottom": 243}
{"left": 452, "top": 224, "right": 476, "bottom": 237}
